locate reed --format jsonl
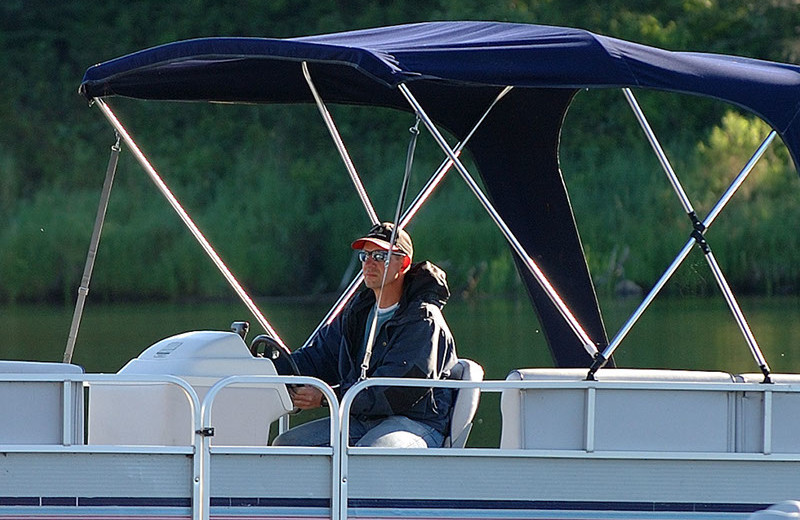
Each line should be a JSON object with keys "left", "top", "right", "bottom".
{"left": 2, "top": 115, "right": 797, "bottom": 304}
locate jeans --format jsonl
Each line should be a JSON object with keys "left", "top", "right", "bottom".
{"left": 272, "top": 415, "right": 444, "bottom": 448}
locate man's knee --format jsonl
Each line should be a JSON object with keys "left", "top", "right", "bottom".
{"left": 354, "top": 416, "right": 443, "bottom": 448}
{"left": 356, "top": 430, "right": 428, "bottom": 448}
{"left": 271, "top": 418, "right": 331, "bottom": 447}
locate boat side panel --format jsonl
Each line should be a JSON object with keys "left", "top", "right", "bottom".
{"left": 210, "top": 452, "right": 333, "bottom": 498}
{"left": 771, "top": 392, "right": 800, "bottom": 452}
{"left": 594, "top": 389, "right": 733, "bottom": 452}
{"left": 504, "top": 386, "right": 735, "bottom": 452}
{"left": 0, "top": 452, "right": 192, "bottom": 495}
{"left": 0, "top": 452, "right": 192, "bottom": 518}
{"left": 208, "top": 452, "right": 334, "bottom": 519}
{"left": 0, "top": 379, "right": 84, "bottom": 445}
{"left": 346, "top": 453, "right": 800, "bottom": 506}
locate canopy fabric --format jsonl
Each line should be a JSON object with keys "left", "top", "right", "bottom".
{"left": 81, "top": 21, "right": 800, "bottom": 157}
{"left": 80, "top": 21, "right": 800, "bottom": 367}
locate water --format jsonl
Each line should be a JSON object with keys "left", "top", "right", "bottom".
{"left": 2, "top": 295, "right": 799, "bottom": 447}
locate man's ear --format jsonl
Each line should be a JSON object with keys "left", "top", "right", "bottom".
{"left": 402, "top": 255, "right": 412, "bottom": 270}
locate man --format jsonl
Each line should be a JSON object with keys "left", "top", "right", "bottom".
{"left": 272, "top": 222, "right": 458, "bottom": 447}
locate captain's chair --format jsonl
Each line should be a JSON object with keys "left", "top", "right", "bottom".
{"left": 443, "top": 359, "right": 484, "bottom": 448}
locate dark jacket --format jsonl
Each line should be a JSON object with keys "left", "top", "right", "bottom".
{"left": 288, "top": 261, "right": 458, "bottom": 434}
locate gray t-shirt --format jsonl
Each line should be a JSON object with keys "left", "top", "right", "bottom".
{"left": 359, "top": 302, "right": 398, "bottom": 365}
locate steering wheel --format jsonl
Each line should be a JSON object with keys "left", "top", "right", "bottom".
{"left": 250, "top": 334, "right": 300, "bottom": 375}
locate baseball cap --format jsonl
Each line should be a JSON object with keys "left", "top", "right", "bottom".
{"left": 351, "top": 222, "right": 413, "bottom": 258}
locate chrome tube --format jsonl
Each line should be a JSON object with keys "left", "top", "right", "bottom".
{"left": 623, "top": 88, "right": 694, "bottom": 214}
{"left": 603, "top": 240, "right": 694, "bottom": 364}
{"left": 597, "top": 130, "right": 778, "bottom": 370}
{"left": 706, "top": 250, "right": 770, "bottom": 370}
{"left": 301, "top": 87, "right": 513, "bottom": 347}
{"left": 706, "top": 130, "right": 777, "bottom": 227}
{"left": 400, "top": 86, "right": 513, "bottom": 230}
{"left": 93, "top": 99, "right": 288, "bottom": 351}
{"left": 620, "top": 89, "right": 771, "bottom": 377}
{"left": 63, "top": 133, "right": 121, "bottom": 363}
{"left": 398, "top": 83, "right": 598, "bottom": 356}
{"left": 302, "top": 62, "right": 379, "bottom": 225}
{"left": 360, "top": 119, "right": 420, "bottom": 381}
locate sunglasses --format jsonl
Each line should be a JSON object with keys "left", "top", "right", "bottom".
{"left": 358, "top": 250, "right": 405, "bottom": 263}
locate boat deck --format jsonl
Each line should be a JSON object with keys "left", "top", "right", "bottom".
{"left": 2, "top": 363, "right": 799, "bottom": 520}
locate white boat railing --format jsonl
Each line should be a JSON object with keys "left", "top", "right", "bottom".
{"left": 3, "top": 372, "right": 800, "bottom": 520}
{"left": 200, "top": 376, "right": 340, "bottom": 520}
{"left": 0, "top": 373, "right": 202, "bottom": 518}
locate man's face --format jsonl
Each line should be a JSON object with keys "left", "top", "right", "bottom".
{"left": 359, "top": 245, "right": 407, "bottom": 290}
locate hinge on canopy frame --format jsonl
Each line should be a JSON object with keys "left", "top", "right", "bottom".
{"left": 592, "top": 90, "right": 779, "bottom": 383}
{"left": 688, "top": 211, "right": 711, "bottom": 255}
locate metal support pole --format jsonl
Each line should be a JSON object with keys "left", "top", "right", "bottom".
{"left": 93, "top": 98, "right": 289, "bottom": 351}
{"left": 301, "top": 87, "right": 513, "bottom": 348}
{"left": 705, "top": 249, "right": 770, "bottom": 376}
{"left": 589, "top": 122, "right": 777, "bottom": 378}
{"left": 302, "top": 62, "right": 379, "bottom": 225}
{"left": 398, "top": 83, "right": 598, "bottom": 357}
{"left": 622, "top": 89, "right": 694, "bottom": 213}
{"left": 63, "top": 133, "right": 121, "bottom": 363}
{"left": 605, "top": 89, "right": 771, "bottom": 380}
{"left": 360, "top": 118, "right": 419, "bottom": 381}
{"left": 400, "top": 86, "right": 513, "bottom": 231}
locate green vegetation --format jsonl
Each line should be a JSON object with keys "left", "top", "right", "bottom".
{"left": 2, "top": 1, "right": 800, "bottom": 304}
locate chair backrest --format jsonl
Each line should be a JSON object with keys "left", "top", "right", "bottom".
{"left": 444, "top": 358, "right": 484, "bottom": 448}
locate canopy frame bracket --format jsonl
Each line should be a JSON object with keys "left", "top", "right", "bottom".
{"left": 588, "top": 88, "right": 775, "bottom": 382}
{"left": 398, "top": 83, "right": 599, "bottom": 358}
{"left": 301, "top": 87, "right": 514, "bottom": 348}
{"left": 63, "top": 132, "right": 121, "bottom": 364}
{"left": 302, "top": 62, "right": 380, "bottom": 225}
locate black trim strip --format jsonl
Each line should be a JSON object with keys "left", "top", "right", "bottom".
{"left": 79, "top": 497, "right": 191, "bottom": 507}
{"left": 210, "top": 497, "right": 330, "bottom": 508}
{"left": 0, "top": 496, "right": 771, "bottom": 513}
{"left": 0, "top": 497, "right": 37, "bottom": 506}
{"left": 348, "top": 498, "right": 771, "bottom": 513}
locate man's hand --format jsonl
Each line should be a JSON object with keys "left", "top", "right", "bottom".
{"left": 289, "top": 385, "right": 325, "bottom": 410}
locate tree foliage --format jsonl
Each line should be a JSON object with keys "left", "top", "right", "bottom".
{"left": 1, "top": 0, "right": 799, "bottom": 303}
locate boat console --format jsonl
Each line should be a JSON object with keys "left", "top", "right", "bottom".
{"left": 88, "top": 330, "right": 293, "bottom": 445}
